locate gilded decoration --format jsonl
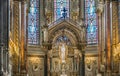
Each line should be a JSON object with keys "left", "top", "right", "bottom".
{"left": 112, "top": 2, "right": 119, "bottom": 45}
{"left": 48, "top": 43, "right": 80, "bottom": 75}
{"left": 112, "top": 2, "right": 119, "bottom": 73}
{"left": 85, "top": 57, "right": 98, "bottom": 76}
{"left": 27, "top": 57, "right": 44, "bottom": 76}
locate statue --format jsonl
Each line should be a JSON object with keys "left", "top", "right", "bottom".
{"left": 60, "top": 43, "right": 66, "bottom": 63}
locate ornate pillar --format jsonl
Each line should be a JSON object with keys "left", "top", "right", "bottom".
{"left": 96, "top": 1, "right": 104, "bottom": 73}
{"left": 111, "top": 1, "right": 119, "bottom": 75}
{"left": 105, "top": 0, "right": 112, "bottom": 75}
{"left": 0, "top": 0, "right": 9, "bottom": 75}
{"left": 111, "top": 1, "right": 119, "bottom": 50}
{"left": 0, "top": 45, "right": 4, "bottom": 76}
{"left": 20, "top": 0, "right": 27, "bottom": 75}
{"left": 0, "top": 0, "right": 4, "bottom": 71}
{"left": 12, "top": 0, "right": 21, "bottom": 75}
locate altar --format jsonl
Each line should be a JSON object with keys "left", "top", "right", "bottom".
{"left": 47, "top": 42, "right": 81, "bottom": 76}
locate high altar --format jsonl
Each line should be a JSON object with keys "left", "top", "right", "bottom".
{"left": 47, "top": 42, "right": 81, "bottom": 76}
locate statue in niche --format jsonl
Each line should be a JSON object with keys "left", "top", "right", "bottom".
{"left": 60, "top": 43, "right": 66, "bottom": 63}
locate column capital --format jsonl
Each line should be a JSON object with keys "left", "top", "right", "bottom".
{"left": 96, "top": 2, "right": 104, "bottom": 16}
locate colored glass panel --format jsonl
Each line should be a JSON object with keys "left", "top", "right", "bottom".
{"left": 28, "top": 0, "right": 40, "bottom": 45}
{"left": 85, "top": 0, "right": 98, "bottom": 44}
{"left": 54, "top": 0, "right": 69, "bottom": 20}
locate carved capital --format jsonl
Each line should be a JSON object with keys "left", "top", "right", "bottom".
{"left": 96, "top": 2, "right": 104, "bottom": 16}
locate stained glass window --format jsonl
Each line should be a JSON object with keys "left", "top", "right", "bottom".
{"left": 54, "top": 0, "right": 69, "bottom": 20}
{"left": 28, "top": 0, "right": 40, "bottom": 45}
{"left": 85, "top": 0, "right": 98, "bottom": 44}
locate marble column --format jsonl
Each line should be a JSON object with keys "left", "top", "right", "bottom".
{"left": 96, "top": 1, "right": 104, "bottom": 73}
{"left": 0, "top": 0, "right": 9, "bottom": 75}
{"left": 20, "top": 0, "right": 27, "bottom": 75}
{"left": 111, "top": 1, "right": 119, "bottom": 75}
{"left": 0, "top": 46, "right": 4, "bottom": 75}
{"left": 0, "top": 0, "right": 3, "bottom": 73}
{"left": 105, "top": 0, "right": 111, "bottom": 75}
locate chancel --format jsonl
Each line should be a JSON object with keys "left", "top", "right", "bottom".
{"left": 1, "top": 0, "right": 120, "bottom": 76}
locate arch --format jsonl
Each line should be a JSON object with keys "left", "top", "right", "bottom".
{"left": 52, "top": 29, "right": 77, "bottom": 46}
{"left": 48, "top": 20, "right": 83, "bottom": 46}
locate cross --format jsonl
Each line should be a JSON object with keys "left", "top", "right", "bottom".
{"left": 61, "top": 7, "right": 67, "bottom": 18}
{"left": 61, "top": 7, "right": 67, "bottom": 13}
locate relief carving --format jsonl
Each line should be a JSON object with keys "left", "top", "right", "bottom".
{"left": 85, "top": 57, "right": 98, "bottom": 76}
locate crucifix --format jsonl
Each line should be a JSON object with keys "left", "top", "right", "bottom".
{"left": 61, "top": 7, "right": 67, "bottom": 18}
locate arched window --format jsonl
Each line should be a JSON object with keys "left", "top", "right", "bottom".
{"left": 28, "top": 0, "right": 40, "bottom": 45}
{"left": 54, "top": 0, "right": 69, "bottom": 20}
{"left": 85, "top": 0, "right": 98, "bottom": 44}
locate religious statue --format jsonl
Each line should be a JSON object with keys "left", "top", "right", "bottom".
{"left": 60, "top": 43, "right": 66, "bottom": 63}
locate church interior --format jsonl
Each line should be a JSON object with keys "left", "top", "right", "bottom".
{"left": 0, "top": 0, "right": 120, "bottom": 76}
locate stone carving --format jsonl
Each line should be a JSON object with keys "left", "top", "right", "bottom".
{"left": 54, "top": 61, "right": 59, "bottom": 72}
{"left": 32, "top": 63, "right": 40, "bottom": 71}
{"left": 27, "top": 57, "right": 44, "bottom": 76}
{"left": 68, "top": 60, "right": 73, "bottom": 71}
{"left": 86, "top": 63, "right": 93, "bottom": 72}
{"left": 85, "top": 57, "right": 98, "bottom": 76}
